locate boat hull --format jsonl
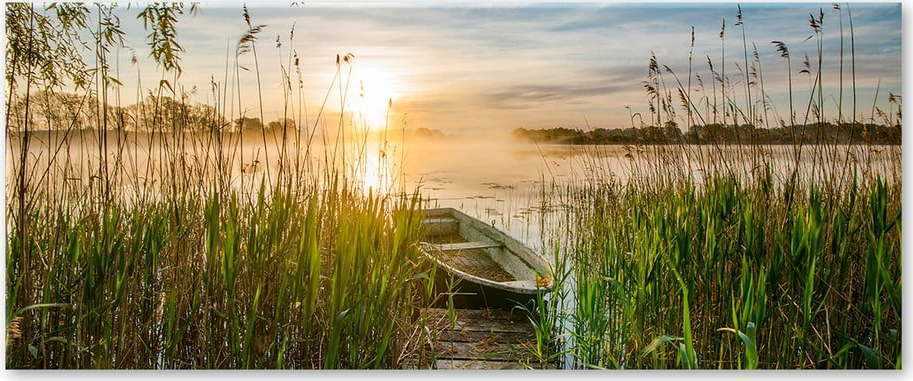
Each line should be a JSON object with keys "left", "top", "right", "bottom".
{"left": 430, "top": 270, "right": 542, "bottom": 309}
{"left": 420, "top": 207, "right": 552, "bottom": 309}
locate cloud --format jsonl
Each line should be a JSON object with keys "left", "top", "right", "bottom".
{"left": 483, "top": 82, "right": 628, "bottom": 110}
{"left": 98, "top": 3, "right": 900, "bottom": 132}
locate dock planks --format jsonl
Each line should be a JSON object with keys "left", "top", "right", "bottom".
{"left": 418, "top": 307, "right": 546, "bottom": 370}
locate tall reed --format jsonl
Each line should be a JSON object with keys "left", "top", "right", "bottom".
{"left": 539, "top": 4, "right": 901, "bottom": 369}
{"left": 5, "top": 3, "right": 432, "bottom": 369}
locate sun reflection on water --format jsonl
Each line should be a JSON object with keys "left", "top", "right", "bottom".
{"left": 355, "top": 139, "right": 398, "bottom": 194}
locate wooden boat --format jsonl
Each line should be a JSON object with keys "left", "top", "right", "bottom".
{"left": 419, "top": 208, "right": 552, "bottom": 308}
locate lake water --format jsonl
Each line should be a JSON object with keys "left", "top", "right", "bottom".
{"left": 9, "top": 131, "right": 901, "bottom": 254}
{"left": 395, "top": 140, "right": 900, "bottom": 251}
{"left": 7, "top": 130, "right": 900, "bottom": 370}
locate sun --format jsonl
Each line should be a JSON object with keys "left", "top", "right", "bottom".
{"left": 355, "top": 66, "right": 398, "bottom": 129}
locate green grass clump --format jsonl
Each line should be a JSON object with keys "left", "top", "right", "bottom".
{"left": 5, "top": 4, "right": 432, "bottom": 369}
{"left": 6, "top": 183, "right": 428, "bottom": 369}
{"left": 557, "top": 172, "right": 900, "bottom": 369}
{"left": 528, "top": 4, "right": 902, "bottom": 369}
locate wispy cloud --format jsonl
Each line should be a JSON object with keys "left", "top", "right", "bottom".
{"left": 105, "top": 2, "right": 900, "bottom": 133}
{"left": 483, "top": 83, "right": 629, "bottom": 109}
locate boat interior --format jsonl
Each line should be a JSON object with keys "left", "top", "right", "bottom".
{"left": 421, "top": 209, "right": 542, "bottom": 286}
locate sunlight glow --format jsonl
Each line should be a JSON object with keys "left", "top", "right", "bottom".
{"left": 356, "top": 66, "right": 397, "bottom": 129}
{"left": 357, "top": 140, "right": 397, "bottom": 193}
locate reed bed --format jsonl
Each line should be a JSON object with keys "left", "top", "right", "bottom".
{"left": 547, "top": 169, "right": 900, "bottom": 369}
{"left": 4, "top": 3, "right": 902, "bottom": 371}
{"left": 5, "top": 3, "right": 432, "bottom": 369}
{"left": 7, "top": 181, "right": 429, "bottom": 369}
{"left": 537, "top": 3, "right": 902, "bottom": 369}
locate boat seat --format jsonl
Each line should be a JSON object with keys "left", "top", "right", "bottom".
{"left": 435, "top": 241, "right": 502, "bottom": 252}
{"left": 423, "top": 218, "right": 458, "bottom": 226}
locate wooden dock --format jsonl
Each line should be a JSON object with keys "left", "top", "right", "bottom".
{"left": 416, "top": 307, "right": 545, "bottom": 370}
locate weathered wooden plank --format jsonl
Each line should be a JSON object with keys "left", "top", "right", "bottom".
{"left": 422, "top": 307, "right": 531, "bottom": 323}
{"left": 410, "top": 308, "right": 542, "bottom": 370}
{"left": 435, "top": 241, "right": 502, "bottom": 252}
{"left": 423, "top": 217, "right": 457, "bottom": 226}
{"left": 435, "top": 340, "right": 531, "bottom": 361}
{"left": 435, "top": 359, "right": 529, "bottom": 370}
{"left": 437, "top": 329, "right": 534, "bottom": 344}
{"left": 427, "top": 317, "right": 531, "bottom": 334}
{"left": 421, "top": 308, "right": 532, "bottom": 333}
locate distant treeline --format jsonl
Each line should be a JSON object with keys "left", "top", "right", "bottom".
{"left": 7, "top": 90, "right": 454, "bottom": 141}
{"left": 512, "top": 123, "right": 901, "bottom": 145}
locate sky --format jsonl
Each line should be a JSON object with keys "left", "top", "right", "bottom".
{"left": 104, "top": 2, "right": 901, "bottom": 136}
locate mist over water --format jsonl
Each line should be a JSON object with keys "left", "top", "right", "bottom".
{"left": 7, "top": 130, "right": 900, "bottom": 253}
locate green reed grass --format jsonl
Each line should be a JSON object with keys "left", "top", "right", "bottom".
{"left": 553, "top": 172, "right": 900, "bottom": 369}
{"left": 5, "top": 3, "right": 433, "bottom": 369}
{"left": 532, "top": 4, "right": 901, "bottom": 370}
{"left": 6, "top": 180, "right": 429, "bottom": 369}
{"left": 4, "top": 3, "right": 903, "bottom": 371}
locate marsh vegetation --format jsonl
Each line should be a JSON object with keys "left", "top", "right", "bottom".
{"left": 531, "top": 4, "right": 901, "bottom": 370}
{"left": 5, "top": 3, "right": 901, "bottom": 370}
{"left": 6, "top": 3, "right": 433, "bottom": 369}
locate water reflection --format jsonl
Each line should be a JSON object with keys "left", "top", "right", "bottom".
{"left": 7, "top": 130, "right": 901, "bottom": 252}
